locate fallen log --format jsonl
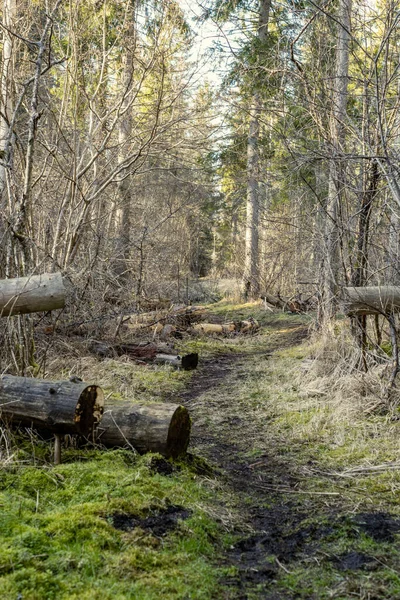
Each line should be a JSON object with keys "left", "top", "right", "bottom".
{"left": 97, "top": 402, "right": 191, "bottom": 458}
{"left": 260, "top": 292, "right": 310, "bottom": 313}
{"left": 89, "top": 340, "right": 198, "bottom": 370}
{"left": 192, "top": 322, "right": 235, "bottom": 335}
{"left": 89, "top": 340, "right": 158, "bottom": 360}
{"left": 343, "top": 286, "right": 400, "bottom": 316}
{"left": 260, "top": 292, "right": 286, "bottom": 309}
{"left": 154, "top": 353, "right": 198, "bottom": 370}
{"left": 0, "top": 375, "right": 104, "bottom": 435}
{"left": 0, "top": 272, "right": 65, "bottom": 317}
{"left": 127, "top": 305, "right": 205, "bottom": 332}
{"left": 192, "top": 319, "right": 259, "bottom": 335}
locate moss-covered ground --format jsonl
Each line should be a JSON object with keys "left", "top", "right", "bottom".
{"left": 2, "top": 301, "right": 400, "bottom": 598}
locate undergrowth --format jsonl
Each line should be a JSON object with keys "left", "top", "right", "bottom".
{"left": 3, "top": 300, "right": 400, "bottom": 599}
{"left": 0, "top": 448, "right": 227, "bottom": 600}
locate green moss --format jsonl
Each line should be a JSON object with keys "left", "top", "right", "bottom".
{"left": 0, "top": 450, "right": 226, "bottom": 600}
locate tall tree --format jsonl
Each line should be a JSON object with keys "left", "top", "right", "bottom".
{"left": 243, "top": 0, "right": 271, "bottom": 299}
{"left": 323, "top": 0, "right": 352, "bottom": 320}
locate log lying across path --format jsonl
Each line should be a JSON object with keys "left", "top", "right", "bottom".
{"left": 343, "top": 286, "right": 400, "bottom": 316}
{"left": 89, "top": 340, "right": 198, "bottom": 370}
{"left": 0, "top": 375, "right": 104, "bottom": 436}
{"left": 97, "top": 402, "right": 191, "bottom": 458}
{"left": 0, "top": 272, "right": 65, "bottom": 316}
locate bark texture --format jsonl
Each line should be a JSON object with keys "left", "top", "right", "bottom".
{"left": 0, "top": 375, "right": 104, "bottom": 435}
{"left": 0, "top": 272, "right": 65, "bottom": 316}
{"left": 97, "top": 402, "right": 191, "bottom": 458}
{"left": 243, "top": 0, "right": 271, "bottom": 299}
{"left": 323, "top": 0, "right": 352, "bottom": 319}
{"left": 343, "top": 286, "right": 400, "bottom": 315}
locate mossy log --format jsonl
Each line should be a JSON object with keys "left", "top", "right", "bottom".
{"left": 343, "top": 286, "right": 400, "bottom": 316}
{"left": 0, "top": 272, "right": 65, "bottom": 316}
{"left": 0, "top": 375, "right": 104, "bottom": 435}
{"left": 96, "top": 403, "right": 191, "bottom": 458}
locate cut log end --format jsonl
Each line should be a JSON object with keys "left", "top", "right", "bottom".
{"left": 166, "top": 405, "right": 191, "bottom": 458}
{"left": 97, "top": 402, "right": 191, "bottom": 458}
{"left": 181, "top": 353, "right": 199, "bottom": 371}
{"left": 0, "top": 376, "right": 104, "bottom": 436}
{"left": 75, "top": 385, "right": 104, "bottom": 436}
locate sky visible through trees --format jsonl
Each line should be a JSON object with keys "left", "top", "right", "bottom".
{"left": 1, "top": 0, "right": 400, "bottom": 370}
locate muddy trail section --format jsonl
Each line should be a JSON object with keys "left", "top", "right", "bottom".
{"left": 179, "top": 318, "right": 400, "bottom": 599}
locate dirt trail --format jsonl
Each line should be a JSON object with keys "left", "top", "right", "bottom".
{"left": 180, "top": 320, "right": 400, "bottom": 599}
{"left": 180, "top": 323, "right": 311, "bottom": 599}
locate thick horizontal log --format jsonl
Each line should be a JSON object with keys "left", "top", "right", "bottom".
{"left": 0, "top": 375, "right": 104, "bottom": 435}
{"left": 97, "top": 402, "right": 191, "bottom": 458}
{"left": 89, "top": 340, "right": 158, "bottom": 360}
{"left": 342, "top": 287, "right": 400, "bottom": 316}
{"left": 0, "top": 272, "right": 65, "bottom": 316}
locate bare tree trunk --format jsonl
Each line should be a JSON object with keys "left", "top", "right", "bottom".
{"left": 388, "top": 209, "right": 400, "bottom": 284}
{"left": 243, "top": 0, "right": 271, "bottom": 299}
{"left": 113, "top": 4, "right": 136, "bottom": 286}
{"left": 323, "top": 0, "right": 352, "bottom": 320}
{"left": 0, "top": 0, "right": 15, "bottom": 195}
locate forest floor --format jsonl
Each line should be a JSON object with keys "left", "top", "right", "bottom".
{"left": 2, "top": 301, "right": 400, "bottom": 598}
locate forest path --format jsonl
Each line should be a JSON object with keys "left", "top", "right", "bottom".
{"left": 179, "top": 309, "right": 400, "bottom": 599}
{"left": 180, "top": 316, "right": 313, "bottom": 598}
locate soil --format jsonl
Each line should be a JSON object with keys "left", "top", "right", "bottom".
{"left": 149, "top": 455, "right": 179, "bottom": 476}
{"left": 110, "top": 504, "right": 191, "bottom": 537}
{"left": 178, "top": 320, "right": 400, "bottom": 598}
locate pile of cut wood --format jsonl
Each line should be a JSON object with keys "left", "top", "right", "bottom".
{"left": 0, "top": 274, "right": 191, "bottom": 462}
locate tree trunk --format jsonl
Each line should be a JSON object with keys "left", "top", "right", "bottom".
{"left": 0, "top": 0, "right": 15, "bottom": 196}
{"left": 97, "top": 402, "right": 191, "bottom": 458}
{"left": 0, "top": 272, "right": 65, "bottom": 316}
{"left": 113, "top": 3, "right": 136, "bottom": 285}
{"left": 388, "top": 210, "right": 400, "bottom": 284}
{"left": 243, "top": 0, "right": 271, "bottom": 299}
{"left": 323, "top": 0, "right": 352, "bottom": 320}
{"left": 0, "top": 375, "right": 104, "bottom": 436}
{"left": 342, "top": 286, "right": 400, "bottom": 316}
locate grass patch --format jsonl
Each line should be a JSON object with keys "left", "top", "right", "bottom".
{"left": 0, "top": 450, "right": 226, "bottom": 600}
